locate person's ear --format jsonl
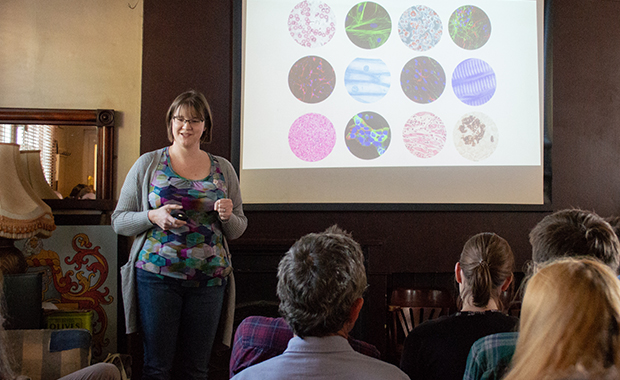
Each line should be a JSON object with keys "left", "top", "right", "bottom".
{"left": 501, "top": 274, "right": 513, "bottom": 292}
{"left": 349, "top": 298, "right": 364, "bottom": 325}
{"left": 455, "top": 262, "right": 463, "bottom": 284}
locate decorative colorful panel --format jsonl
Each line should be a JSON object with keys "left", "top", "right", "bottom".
{"left": 15, "top": 225, "right": 118, "bottom": 362}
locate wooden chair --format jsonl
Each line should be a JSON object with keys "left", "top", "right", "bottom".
{"left": 387, "top": 288, "right": 453, "bottom": 364}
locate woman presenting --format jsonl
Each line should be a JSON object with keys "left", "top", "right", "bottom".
{"left": 112, "top": 90, "right": 247, "bottom": 380}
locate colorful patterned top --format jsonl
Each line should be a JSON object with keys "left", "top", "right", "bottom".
{"left": 136, "top": 147, "right": 230, "bottom": 285}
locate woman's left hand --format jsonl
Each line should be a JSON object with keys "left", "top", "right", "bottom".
{"left": 214, "top": 198, "right": 233, "bottom": 221}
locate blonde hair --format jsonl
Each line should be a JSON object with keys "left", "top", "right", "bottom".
{"left": 504, "top": 258, "right": 620, "bottom": 380}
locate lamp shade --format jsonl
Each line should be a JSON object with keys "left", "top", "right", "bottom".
{"left": 0, "top": 143, "right": 55, "bottom": 239}
{"left": 20, "top": 150, "right": 60, "bottom": 200}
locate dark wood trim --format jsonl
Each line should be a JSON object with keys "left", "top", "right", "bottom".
{"left": 96, "top": 110, "right": 115, "bottom": 200}
{"left": 0, "top": 108, "right": 115, "bottom": 202}
{"left": 43, "top": 199, "right": 116, "bottom": 211}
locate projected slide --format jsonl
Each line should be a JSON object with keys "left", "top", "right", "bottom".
{"left": 240, "top": 0, "right": 544, "bottom": 205}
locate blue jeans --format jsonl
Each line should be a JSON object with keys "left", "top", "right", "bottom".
{"left": 136, "top": 269, "right": 225, "bottom": 380}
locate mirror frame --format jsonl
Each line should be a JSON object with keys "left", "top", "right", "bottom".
{"left": 0, "top": 107, "right": 115, "bottom": 209}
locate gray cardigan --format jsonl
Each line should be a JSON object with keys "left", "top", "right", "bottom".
{"left": 111, "top": 148, "right": 247, "bottom": 345}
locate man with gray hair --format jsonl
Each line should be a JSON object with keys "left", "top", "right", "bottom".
{"left": 231, "top": 225, "right": 408, "bottom": 380}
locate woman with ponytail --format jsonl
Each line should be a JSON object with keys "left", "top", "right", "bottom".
{"left": 399, "top": 232, "right": 518, "bottom": 380}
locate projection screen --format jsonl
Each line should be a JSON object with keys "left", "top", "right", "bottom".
{"left": 236, "top": 0, "right": 548, "bottom": 207}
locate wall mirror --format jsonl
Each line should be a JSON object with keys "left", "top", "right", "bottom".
{"left": 0, "top": 108, "right": 114, "bottom": 210}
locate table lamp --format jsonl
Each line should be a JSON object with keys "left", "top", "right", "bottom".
{"left": 0, "top": 143, "right": 55, "bottom": 257}
{"left": 20, "top": 150, "right": 61, "bottom": 200}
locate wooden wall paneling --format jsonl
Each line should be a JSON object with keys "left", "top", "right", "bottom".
{"left": 140, "top": 0, "right": 233, "bottom": 157}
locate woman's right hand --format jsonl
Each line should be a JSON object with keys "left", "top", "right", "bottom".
{"left": 148, "top": 204, "right": 187, "bottom": 230}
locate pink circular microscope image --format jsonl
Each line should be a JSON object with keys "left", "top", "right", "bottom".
{"left": 288, "top": 113, "right": 336, "bottom": 162}
{"left": 402, "top": 112, "right": 446, "bottom": 158}
{"left": 288, "top": 0, "right": 336, "bottom": 48}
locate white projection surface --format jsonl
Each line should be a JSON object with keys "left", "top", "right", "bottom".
{"left": 239, "top": 0, "right": 545, "bottom": 205}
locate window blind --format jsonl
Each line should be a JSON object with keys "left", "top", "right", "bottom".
{"left": 0, "top": 124, "right": 57, "bottom": 186}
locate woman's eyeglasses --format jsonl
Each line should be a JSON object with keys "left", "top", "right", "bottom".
{"left": 172, "top": 116, "right": 204, "bottom": 126}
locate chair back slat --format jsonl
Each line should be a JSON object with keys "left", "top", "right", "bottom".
{"left": 396, "top": 306, "right": 446, "bottom": 338}
{"left": 422, "top": 306, "right": 442, "bottom": 325}
{"left": 387, "top": 288, "right": 454, "bottom": 364}
{"left": 396, "top": 308, "right": 413, "bottom": 338}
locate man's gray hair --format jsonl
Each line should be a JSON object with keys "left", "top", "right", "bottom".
{"left": 277, "top": 225, "right": 367, "bottom": 338}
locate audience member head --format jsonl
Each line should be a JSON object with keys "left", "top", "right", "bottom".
{"left": 76, "top": 185, "right": 95, "bottom": 200}
{"left": 68, "top": 183, "right": 87, "bottom": 198}
{"left": 68, "top": 184, "right": 96, "bottom": 199}
{"left": 505, "top": 258, "right": 620, "bottom": 380}
{"left": 529, "top": 209, "right": 620, "bottom": 273}
{"left": 456, "top": 232, "right": 514, "bottom": 309}
{"left": 277, "top": 225, "right": 367, "bottom": 338}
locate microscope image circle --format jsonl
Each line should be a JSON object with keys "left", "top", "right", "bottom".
{"left": 398, "top": 5, "right": 443, "bottom": 51}
{"left": 345, "top": 111, "right": 391, "bottom": 160}
{"left": 288, "top": 113, "right": 336, "bottom": 162}
{"left": 288, "top": 56, "right": 336, "bottom": 104}
{"left": 401, "top": 56, "right": 446, "bottom": 104}
{"left": 402, "top": 112, "right": 446, "bottom": 159}
{"left": 288, "top": 0, "right": 336, "bottom": 48}
{"left": 344, "top": 58, "right": 391, "bottom": 103}
{"left": 453, "top": 112, "right": 499, "bottom": 161}
{"left": 452, "top": 58, "right": 497, "bottom": 106}
{"left": 449, "top": 5, "right": 492, "bottom": 50}
{"left": 345, "top": 2, "right": 391, "bottom": 49}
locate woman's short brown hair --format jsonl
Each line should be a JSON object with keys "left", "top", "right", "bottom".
{"left": 165, "top": 90, "right": 213, "bottom": 144}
